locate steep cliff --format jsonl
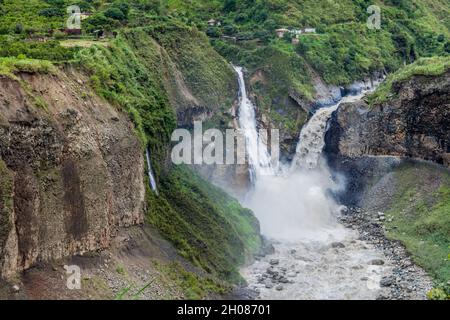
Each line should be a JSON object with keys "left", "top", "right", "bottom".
{"left": 0, "top": 69, "right": 145, "bottom": 278}
{"left": 327, "top": 66, "right": 450, "bottom": 168}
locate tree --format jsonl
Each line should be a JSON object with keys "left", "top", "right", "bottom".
{"left": 39, "top": 8, "right": 63, "bottom": 18}
{"left": 223, "top": 0, "right": 236, "bottom": 13}
{"left": 104, "top": 7, "right": 126, "bottom": 21}
{"left": 114, "top": 1, "right": 130, "bottom": 16}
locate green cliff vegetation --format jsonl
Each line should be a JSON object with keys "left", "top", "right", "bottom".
{"left": 368, "top": 55, "right": 450, "bottom": 105}
{"left": 0, "top": 56, "right": 55, "bottom": 78}
{"left": 385, "top": 162, "right": 450, "bottom": 298}
{"left": 155, "top": 262, "right": 229, "bottom": 299}
{"left": 148, "top": 166, "right": 261, "bottom": 282}
{"left": 0, "top": 159, "right": 13, "bottom": 260}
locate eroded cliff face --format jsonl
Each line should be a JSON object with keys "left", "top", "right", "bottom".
{"left": 0, "top": 69, "right": 145, "bottom": 278}
{"left": 327, "top": 70, "right": 450, "bottom": 167}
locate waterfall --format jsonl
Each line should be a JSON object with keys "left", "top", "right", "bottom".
{"left": 239, "top": 73, "right": 390, "bottom": 299}
{"left": 145, "top": 147, "right": 158, "bottom": 195}
{"left": 235, "top": 66, "right": 380, "bottom": 240}
{"left": 234, "top": 66, "right": 274, "bottom": 180}
{"left": 292, "top": 92, "right": 370, "bottom": 170}
{"left": 234, "top": 66, "right": 340, "bottom": 240}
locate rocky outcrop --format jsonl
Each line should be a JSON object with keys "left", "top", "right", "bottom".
{"left": 0, "top": 69, "right": 145, "bottom": 278}
{"left": 327, "top": 70, "right": 450, "bottom": 167}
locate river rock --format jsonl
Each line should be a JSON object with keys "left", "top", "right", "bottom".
{"left": 369, "top": 259, "right": 385, "bottom": 266}
{"left": 269, "top": 259, "right": 279, "bottom": 266}
{"left": 265, "top": 282, "right": 274, "bottom": 289}
{"left": 280, "top": 278, "right": 289, "bottom": 284}
{"left": 380, "top": 276, "right": 395, "bottom": 287}
{"left": 331, "top": 242, "right": 346, "bottom": 249}
{"left": 287, "top": 272, "right": 297, "bottom": 278}
{"left": 275, "top": 285, "right": 284, "bottom": 291}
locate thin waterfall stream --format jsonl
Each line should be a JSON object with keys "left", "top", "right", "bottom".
{"left": 234, "top": 67, "right": 392, "bottom": 299}
{"left": 145, "top": 147, "right": 158, "bottom": 195}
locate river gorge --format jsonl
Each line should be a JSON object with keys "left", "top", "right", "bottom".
{"left": 232, "top": 66, "right": 434, "bottom": 300}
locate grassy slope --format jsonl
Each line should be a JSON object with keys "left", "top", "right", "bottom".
{"left": 384, "top": 162, "right": 450, "bottom": 296}
{"left": 139, "top": 21, "right": 237, "bottom": 129}
{"left": 367, "top": 55, "right": 450, "bottom": 105}
{"left": 147, "top": 166, "right": 261, "bottom": 282}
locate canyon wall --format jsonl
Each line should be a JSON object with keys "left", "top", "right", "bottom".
{"left": 0, "top": 70, "right": 145, "bottom": 278}
{"left": 327, "top": 70, "right": 450, "bottom": 167}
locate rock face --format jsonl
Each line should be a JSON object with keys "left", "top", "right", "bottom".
{"left": 0, "top": 70, "right": 145, "bottom": 278}
{"left": 327, "top": 71, "right": 450, "bottom": 167}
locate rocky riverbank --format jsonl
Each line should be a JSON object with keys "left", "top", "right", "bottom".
{"left": 339, "top": 207, "right": 433, "bottom": 300}
{"left": 239, "top": 206, "right": 432, "bottom": 300}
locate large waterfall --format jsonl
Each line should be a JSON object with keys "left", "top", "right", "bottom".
{"left": 235, "top": 64, "right": 344, "bottom": 241}
{"left": 234, "top": 66, "right": 274, "bottom": 181}
{"left": 236, "top": 67, "right": 389, "bottom": 299}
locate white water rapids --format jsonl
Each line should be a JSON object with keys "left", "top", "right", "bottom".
{"left": 234, "top": 66, "right": 391, "bottom": 299}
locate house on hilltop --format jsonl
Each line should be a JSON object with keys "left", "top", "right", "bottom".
{"left": 303, "top": 28, "right": 316, "bottom": 33}
{"left": 207, "top": 19, "right": 221, "bottom": 26}
{"left": 276, "top": 27, "right": 317, "bottom": 39}
{"left": 275, "top": 28, "right": 290, "bottom": 38}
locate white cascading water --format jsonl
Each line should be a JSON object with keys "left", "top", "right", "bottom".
{"left": 235, "top": 67, "right": 391, "bottom": 299}
{"left": 292, "top": 93, "right": 371, "bottom": 170}
{"left": 234, "top": 66, "right": 274, "bottom": 181}
{"left": 145, "top": 147, "right": 158, "bottom": 195}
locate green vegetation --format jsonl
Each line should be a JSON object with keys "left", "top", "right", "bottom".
{"left": 115, "top": 265, "right": 127, "bottom": 276}
{"left": 75, "top": 29, "right": 176, "bottom": 170}
{"left": 0, "top": 37, "right": 76, "bottom": 62}
{"left": 384, "top": 162, "right": 450, "bottom": 297}
{"left": 0, "top": 56, "right": 55, "bottom": 77}
{"left": 368, "top": 55, "right": 450, "bottom": 105}
{"left": 147, "top": 165, "right": 261, "bottom": 283}
{"left": 157, "top": 262, "right": 229, "bottom": 299}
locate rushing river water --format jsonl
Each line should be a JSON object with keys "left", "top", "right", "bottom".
{"left": 233, "top": 66, "right": 390, "bottom": 299}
